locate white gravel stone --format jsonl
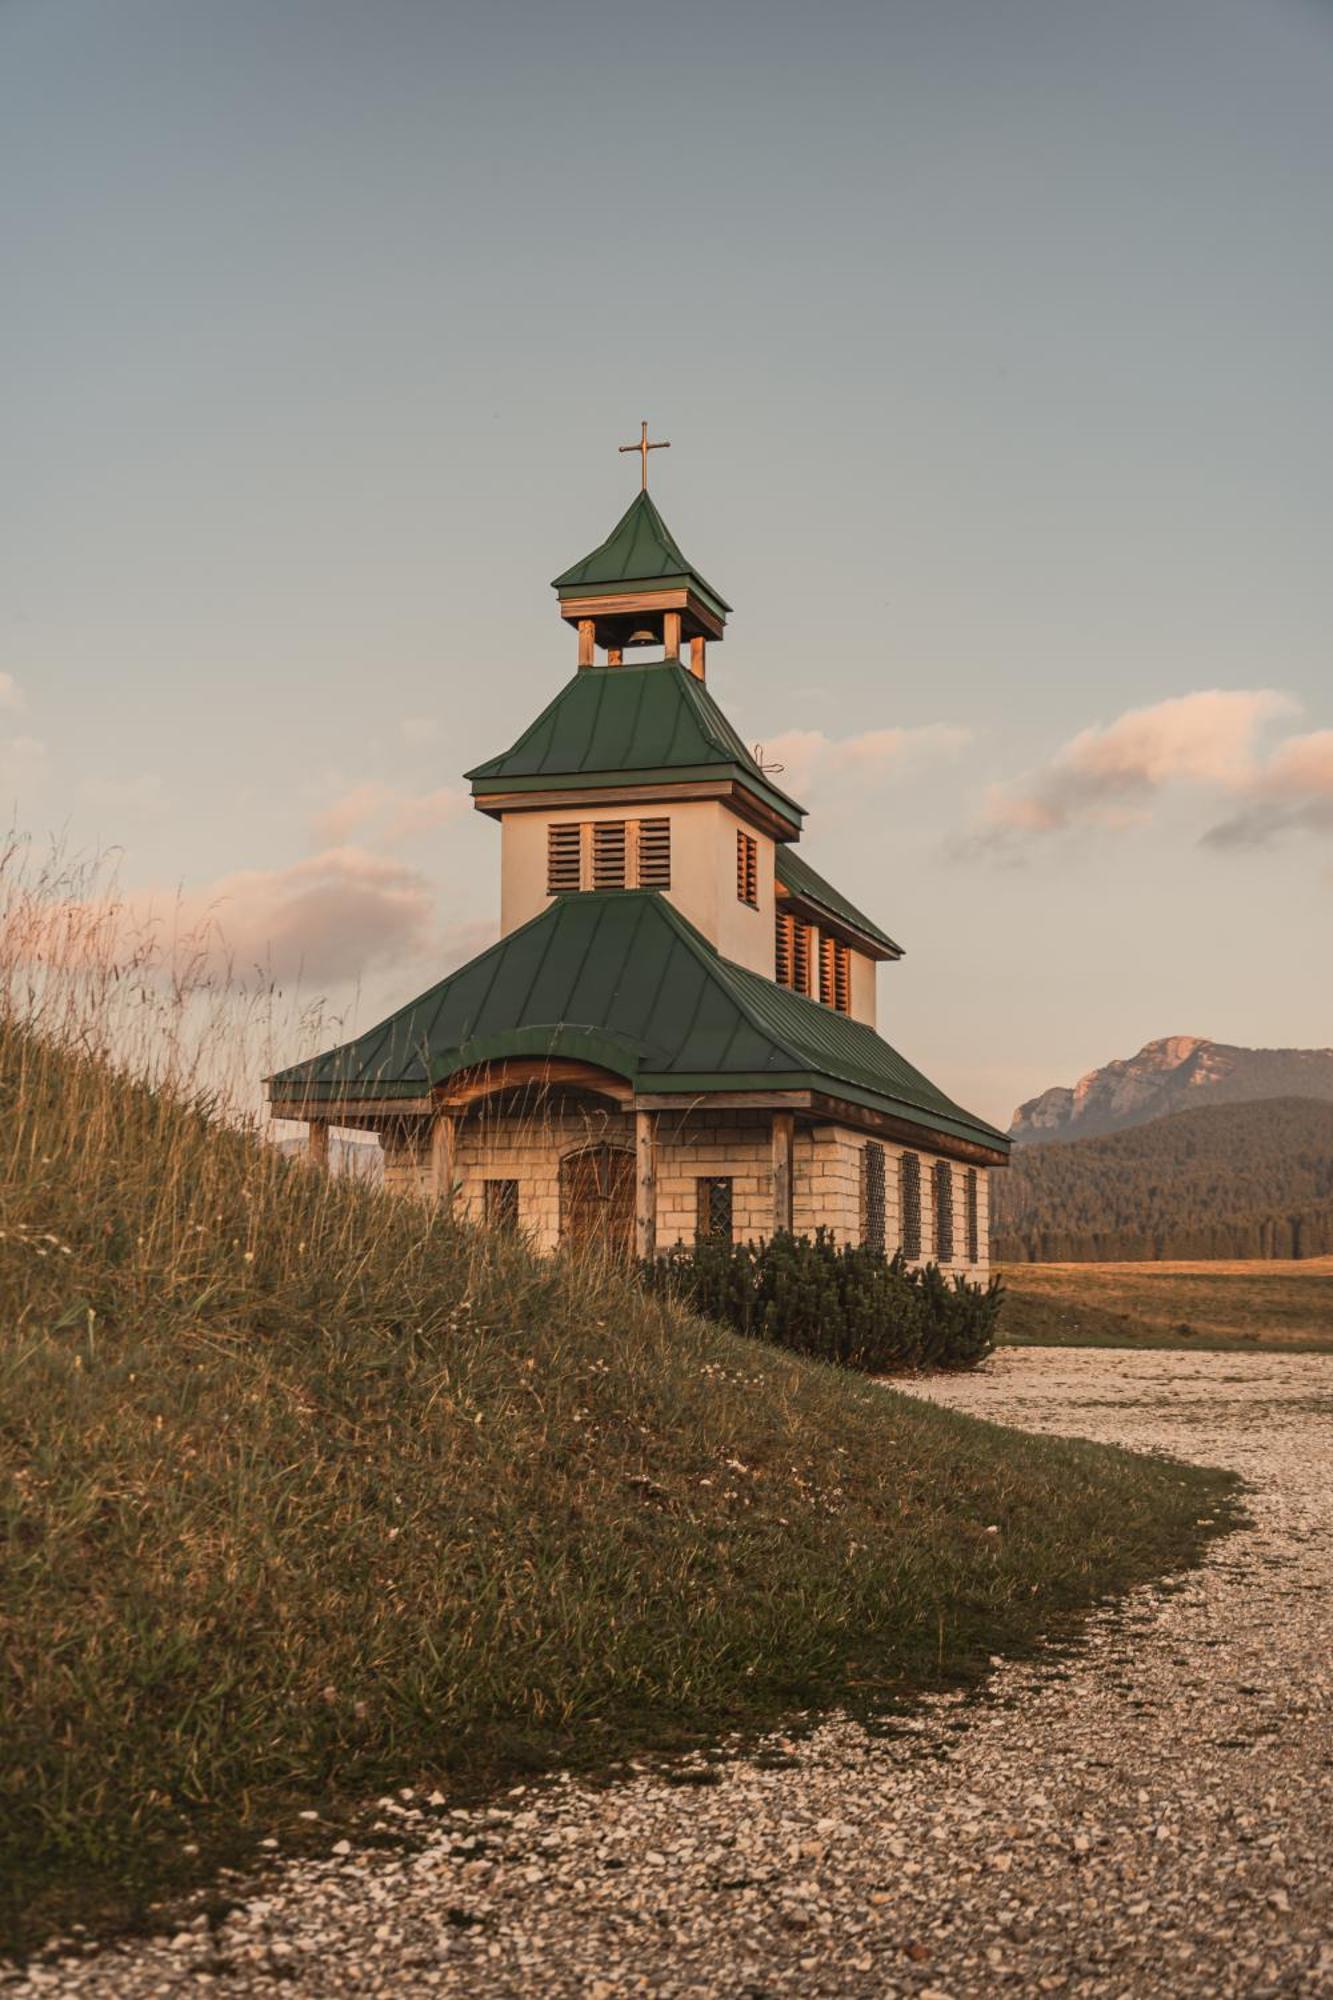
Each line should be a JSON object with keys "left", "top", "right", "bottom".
{"left": 9, "top": 1348, "right": 1332, "bottom": 1997}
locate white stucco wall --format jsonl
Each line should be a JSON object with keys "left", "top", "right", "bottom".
{"left": 498, "top": 798, "right": 776, "bottom": 977}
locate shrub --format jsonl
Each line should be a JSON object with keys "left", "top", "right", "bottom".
{"left": 646, "top": 1230, "right": 1003, "bottom": 1373}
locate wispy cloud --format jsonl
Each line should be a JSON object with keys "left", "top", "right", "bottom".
{"left": 0, "top": 674, "right": 26, "bottom": 714}
{"left": 1204, "top": 728, "right": 1333, "bottom": 847}
{"left": 312, "top": 782, "right": 468, "bottom": 849}
{"left": 977, "top": 689, "right": 1303, "bottom": 849}
{"left": 762, "top": 723, "right": 971, "bottom": 798}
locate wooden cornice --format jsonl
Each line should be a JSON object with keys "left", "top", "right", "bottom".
{"left": 473, "top": 777, "right": 800, "bottom": 843}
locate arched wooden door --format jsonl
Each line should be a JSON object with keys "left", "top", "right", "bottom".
{"left": 560, "top": 1144, "right": 635, "bottom": 1260}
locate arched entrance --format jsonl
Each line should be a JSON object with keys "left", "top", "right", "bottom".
{"left": 560, "top": 1144, "right": 635, "bottom": 1260}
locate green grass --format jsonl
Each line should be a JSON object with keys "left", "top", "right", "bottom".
{"left": 999, "top": 1259, "right": 1333, "bottom": 1352}
{"left": 0, "top": 1024, "right": 1242, "bottom": 1955}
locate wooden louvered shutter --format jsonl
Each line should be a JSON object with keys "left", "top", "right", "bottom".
{"left": 547, "top": 823, "right": 581, "bottom": 894}
{"left": 775, "top": 910, "right": 793, "bottom": 986}
{"left": 592, "top": 820, "right": 627, "bottom": 889}
{"left": 792, "top": 921, "right": 811, "bottom": 996}
{"left": 636, "top": 818, "right": 671, "bottom": 888}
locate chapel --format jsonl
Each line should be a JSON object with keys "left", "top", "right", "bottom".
{"left": 269, "top": 434, "right": 1009, "bottom": 1265}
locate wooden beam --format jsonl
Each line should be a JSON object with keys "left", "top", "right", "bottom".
{"left": 270, "top": 1096, "right": 436, "bottom": 1121}
{"left": 772, "top": 1110, "right": 794, "bottom": 1235}
{"left": 689, "top": 634, "right": 706, "bottom": 680}
{"left": 577, "top": 619, "right": 596, "bottom": 668}
{"left": 429, "top": 1110, "right": 456, "bottom": 1207}
{"left": 806, "top": 1091, "right": 1009, "bottom": 1168}
{"left": 607, "top": 647, "right": 623, "bottom": 666}
{"left": 307, "top": 1119, "right": 329, "bottom": 1171}
{"left": 635, "top": 1109, "right": 657, "bottom": 1262}
{"left": 437, "top": 1056, "right": 634, "bottom": 1111}
{"left": 634, "top": 1089, "right": 815, "bottom": 1115}
{"left": 473, "top": 781, "right": 802, "bottom": 844}
{"left": 663, "top": 610, "right": 681, "bottom": 660}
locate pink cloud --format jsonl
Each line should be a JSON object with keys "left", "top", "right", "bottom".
{"left": 982, "top": 690, "right": 1298, "bottom": 842}
{"left": 17, "top": 848, "right": 437, "bottom": 988}
{"left": 1205, "top": 728, "right": 1333, "bottom": 847}
{"left": 763, "top": 723, "right": 970, "bottom": 797}
{"left": 312, "top": 782, "right": 468, "bottom": 849}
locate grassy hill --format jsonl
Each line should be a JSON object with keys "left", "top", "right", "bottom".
{"left": 0, "top": 1018, "right": 1238, "bottom": 1953}
{"left": 994, "top": 1096, "right": 1333, "bottom": 1261}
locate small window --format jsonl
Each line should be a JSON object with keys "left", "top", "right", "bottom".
{"left": 697, "top": 1176, "right": 734, "bottom": 1243}
{"left": 899, "top": 1150, "right": 921, "bottom": 1260}
{"left": 484, "top": 1178, "right": 519, "bottom": 1231}
{"left": 933, "top": 1160, "right": 955, "bottom": 1263}
{"left": 736, "top": 830, "right": 758, "bottom": 907}
{"left": 592, "top": 820, "right": 627, "bottom": 889}
{"left": 965, "top": 1168, "right": 979, "bottom": 1264}
{"left": 861, "top": 1143, "right": 886, "bottom": 1254}
{"left": 547, "top": 823, "right": 581, "bottom": 895}
{"left": 637, "top": 817, "right": 671, "bottom": 888}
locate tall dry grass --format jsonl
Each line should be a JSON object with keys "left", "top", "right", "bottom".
{"left": 0, "top": 841, "right": 1241, "bottom": 1952}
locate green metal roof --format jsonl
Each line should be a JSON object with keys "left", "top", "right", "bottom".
{"left": 777, "top": 848, "right": 903, "bottom": 959}
{"left": 270, "top": 891, "right": 1007, "bottom": 1157}
{"left": 466, "top": 662, "right": 805, "bottom": 829}
{"left": 551, "top": 491, "right": 731, "bottom": 621}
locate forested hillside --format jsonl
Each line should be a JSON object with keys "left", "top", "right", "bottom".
{"left": 993, "top": 1097, "right": 1333, "bottom": 1261}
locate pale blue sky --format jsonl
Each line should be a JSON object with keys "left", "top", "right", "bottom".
{"left": 3, "top": 0, "right": 1330, "bottom": 1123}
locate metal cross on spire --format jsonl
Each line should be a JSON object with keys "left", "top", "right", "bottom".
{"left": 619, "top": 420, "right": 670, "bottom": 491}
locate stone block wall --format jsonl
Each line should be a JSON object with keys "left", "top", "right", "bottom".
{"left": 378, "top": 1103, "right": 991, "bottom": 1274}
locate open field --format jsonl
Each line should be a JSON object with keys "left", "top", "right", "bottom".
{"left": 999, "top": 1257, "right": 1333, "bottom": 1352}
{"left": 0, "top": 1012, "right": 1241, "bottom": 1956}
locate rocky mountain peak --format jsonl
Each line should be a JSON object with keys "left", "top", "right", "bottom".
{"left": 1011, "top": 1036, "right": 1333, "bottom": 1144}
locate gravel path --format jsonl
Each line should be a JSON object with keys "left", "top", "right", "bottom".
{"left": 15, "top": 1348, "right": 1333, "bottom": 1998}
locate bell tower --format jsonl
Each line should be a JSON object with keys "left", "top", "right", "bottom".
{"left": 550, "top": 423, "right": 730, "bottom": 679}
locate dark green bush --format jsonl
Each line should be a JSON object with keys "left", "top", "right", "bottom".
{"left": 645, "top": 1230, "right": 1003, "bottom": 1373}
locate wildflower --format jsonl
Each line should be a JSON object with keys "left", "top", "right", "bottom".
{"left": 242, "top": 1249, "right": 255, "bottom": 1263}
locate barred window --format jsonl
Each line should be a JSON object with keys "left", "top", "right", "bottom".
{"left": 483, "top": 1178, "right": 519, "bottom": 1231}
{"left": 636, "top": 818, "right": 671, "bottom": 888}
{"left": 933, "top": 1160, "right": 955, "bottom": 1263}
{"left": 861, "top": 1142, "right": 886, "bottom": 1254}
{"left": 899, "top": 1150, "right": 921, "bottom": 1259}
{"left": 736, "top": 829, "right": 758, "bottom": 907}
{"left": 592, "top": 819, "right": 627, "bottom": 889}
{"left": 546, "top": 823, "right": 581, "bottom": 894}
{"left": 697, "top": 1176, "right": 734, "bottom": 1243}
{"left": 965, "top": 1168, "right": 979, "bottom": 1264}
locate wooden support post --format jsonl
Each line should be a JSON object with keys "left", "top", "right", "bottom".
{"left": 663, "top": 610, "right": 681, "bottom": 660}
{"left": 607, "top": 646, "right": 623, "bottom": 666}
{"left": 689, "top": 634, "right": 706, "bottom": 680}
{"left": 429, "top": 1110, "right": 456, "bottom": 1209}
{"left": 772, "top": 1110, "right": 794, "bottom": 1237}
{"left": 577, "top": 619, "right": 596, "bottom": 668}
{"left": 635, "top": 1108, "right": 657, "bottom": 1262}
{"left": 307, "top": 1119, "right": 329, "bottom": 1171}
